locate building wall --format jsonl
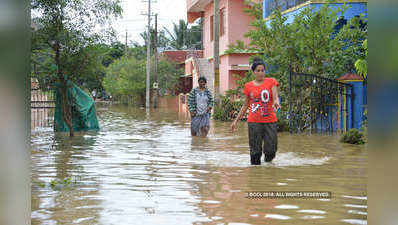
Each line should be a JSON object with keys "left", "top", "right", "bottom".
{"left": 227, "top": 0, "right": 254, "bottom": 54}
{"left": 228, "top": 53, "right": 252, "bottom": 68}
{"left": 264, "top": 2, "right": 367, "bottom": 25}
{"left": 185, "top": 59, "right": 194, "bottom": 76}
{"left": 226, "top": 53, "right": 252, "bottom": 93}
{"left": 203, "top": 0, "right": 254, "bottom": 58}
{"left": 203, "top": 0, "right": 228, "bottom": 58}
{"left": 219, "top": 55, "right": 229, "bottom": 94}
{"left": 228, "top": 70, "right": 246, "bottom": 92}
{"left": 191, "top": 0, "right": 257, "bottom": 95}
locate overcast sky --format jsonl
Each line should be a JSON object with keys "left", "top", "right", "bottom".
{"left": 115, "top": 0, "right": 187, "bottom": 45}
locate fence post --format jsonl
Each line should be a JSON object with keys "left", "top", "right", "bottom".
{"left": 337, "top": 74, "right": 364, "bottom": 130}
{"left": 288, "top": 67, "right": 292, "bottom": 133}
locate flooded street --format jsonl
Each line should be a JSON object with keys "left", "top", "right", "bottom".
{"left": 31, "top": 104, "right": 367, "bottom": 225}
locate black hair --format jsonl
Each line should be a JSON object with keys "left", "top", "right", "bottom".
{"left": 198, "top": 76, "right": 207, "bottom": 83}
{"left": 251, "top": 57, "right": 266, "bottom": 72}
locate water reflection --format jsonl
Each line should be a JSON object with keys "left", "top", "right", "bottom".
{"left": 31, "top": 105, "right": 367, "bottom": 225}
{"left": 31, "top": 133, "right": 102, "bottom": 225}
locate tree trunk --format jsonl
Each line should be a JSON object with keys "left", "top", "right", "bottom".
{"left": 54, "top": 42, "right": 74, "bottom": 137}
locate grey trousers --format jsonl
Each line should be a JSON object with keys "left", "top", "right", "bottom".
{"left": 248, "top": 122, "right": 278, "bottom": 165}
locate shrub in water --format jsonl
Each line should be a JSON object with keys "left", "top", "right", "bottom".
{"left": 277, "top": 118, "right": 289, "bottom": 132}
{"left": 213, "top": 95, "right": 243, "bottom": 121}
{"left": 340, "top": 128, "right": 365, "bottom": 145}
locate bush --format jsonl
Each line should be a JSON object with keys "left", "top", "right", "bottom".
{"left": 361, "top": 109, "right": 368, "bottom": 143}
{"left": 213, "top": 95, "right": 243, "bottom": 121}
{"left": 277, "top": 117, "right": 289, "bottom": 132}
{"left": 340, "top": 128, "right": 365, "bottom": 145}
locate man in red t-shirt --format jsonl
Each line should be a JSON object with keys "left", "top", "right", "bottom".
{"left": 231, "top": 58, "right": 280, "bottom": 165}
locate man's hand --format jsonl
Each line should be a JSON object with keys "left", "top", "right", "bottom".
{"left": 206, "top": 107, "right": 212, "bottom": 113}
{"left": 190, "top": 111, "right": 196, "bottom": 118}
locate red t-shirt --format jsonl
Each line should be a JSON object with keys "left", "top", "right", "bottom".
{"left": 243, "top": 78, "right": 279, "bottom": 123}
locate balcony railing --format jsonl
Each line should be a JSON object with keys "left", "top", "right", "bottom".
{"left": 264, "top": 0, "right": 309, "bottom": 18}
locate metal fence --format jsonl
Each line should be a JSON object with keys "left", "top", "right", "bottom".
{"left": 288, "top": 71, "right": 354, "bottom": 133}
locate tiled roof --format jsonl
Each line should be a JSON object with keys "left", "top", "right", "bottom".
{"left": 161, "top": 50, "right": 203, "bottom": 63}
{"left": 337, "top": 73, "right": 363, "bottom": 81}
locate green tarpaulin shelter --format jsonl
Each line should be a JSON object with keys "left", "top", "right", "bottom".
{"left": 54, "top": 81, "right": 100, "bottom": 132}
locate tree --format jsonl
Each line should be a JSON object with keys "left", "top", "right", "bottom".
{"left": 101, "top": 41, "right": 126, "bottom": 67}
{"left": 140, "top": 29, "right": 170, "bottom": 53}
{"left": 355, "top": 39, "right": 367, "bottom": 80}
{"left": 31, "top": 0, "right": 122, "bottom": 136}
{"left": 152, "top": 58, "right": 184, "bottom": 94}
{"left": 102, "top": 56, "right": 183, "bottom": 104}
{"left": 164, "top": 19, "right": 202, "bottom": 50}
{"left": 128, "top": 42, "right": 147, "bottom": 60}
{"left": 103, "top": 57, "right": 146, "bottom": 104}
{"left": 227, "top": 2, "right": 367, "bottom": 109}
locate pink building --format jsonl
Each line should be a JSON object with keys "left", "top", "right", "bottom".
{"left": 186, "top": 0, "right": 257, "bottom": 95}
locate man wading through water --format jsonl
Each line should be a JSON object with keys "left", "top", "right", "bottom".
{"left": 231, "top": 58, "right": 281, "bottom": 165}
{"left": 188, "top": 76, "right": 214, "bottom": 137}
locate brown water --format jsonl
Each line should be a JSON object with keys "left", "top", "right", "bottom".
{"left": 31, "top": 105, "right": 367, "bottom": 225}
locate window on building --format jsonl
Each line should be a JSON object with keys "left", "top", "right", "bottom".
{"left": 210, "top": 15, "right": 214, "bottom": 41}
{"left": 220, "top": 8, "right": 226, "bottom": 36}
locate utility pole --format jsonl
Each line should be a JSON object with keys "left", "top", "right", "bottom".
{"left": 125, "top": 30, "right": 128, "bottom": 56}
{"left": 213, "top": 0, "right": 220, "bottom": 97}
{"left": 145, "top": 0, "right": 151, "bottom": 109}
{"left": 153, "top": 13, "right": 159, "bottom": 108}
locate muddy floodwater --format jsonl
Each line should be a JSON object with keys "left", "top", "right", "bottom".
{"left": 31, "top": 104, "right": 367, "bottom": 225}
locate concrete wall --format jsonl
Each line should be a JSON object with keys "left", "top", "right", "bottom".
{"left": 264, "top": 2, "right": 367, "bottom": 25}
{"left": 185, "top": 58, "right": 194, "bottom": 76}
{"left": 227, "top": 0, "right": 253, "bottom": 53}
{"left": 194, "top": 0, "right": 256, "bottom": 95}
{"left": 203, "top": 0, "right": 254, "bottom": 58}
{"left": 203, "top": 0, "right": 229, "bottom": 58}
{"left": 158, "top": 96, "right": 179, "bottom": 110}
{"left": 219, "top": 55, "right": 229, "bottom": 94}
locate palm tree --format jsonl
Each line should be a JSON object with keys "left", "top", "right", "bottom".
{"left": 164, "top": 19, "right": 202, "bottom": 50}
{"left": 140, "top": 28, "right": 170, "bottom": 53}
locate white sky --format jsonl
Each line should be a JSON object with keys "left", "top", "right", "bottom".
{"left": 115, "top": 0, "right": 187, "bottom": 45}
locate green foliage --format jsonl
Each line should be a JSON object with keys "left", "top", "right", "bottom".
{"left": 35, "top": 177, "right": 76, "bottom": 189}
{"left": 229, "top": 2, "right": 367, "bottom": 109}
{"left": 31, "top": 48, "right": 57, "bottom": 91}
{"left": 276, "top": 112, "right": 290, "bottom": 132}
{"left": 153, "top": 58, "right": 184, "bottom": 93}
{"left": 102, "top": 42, "right": 127, "bottom": 67}
{"left": 31, "top": 0, "right": 123, "bottom": 87}
{"left": 214, "top": 68, "right": 253, "bottom": 122}
{"left": 340, "top": 128, "right": 365, "bottom": 145}
{"left": 163, "top": 19, "right": 202, "bottom": 50}
{"left": 50, "top": 178, "right": 72, "bottom": 187}
{"left": 355, "top": 39, "right": 367, "bottom": 80}
{"left": 225, "top": 2, "right": 367, "bottom": 132}
{"left": 361, "top": 109, "right": 368, "bottom": 142}
{"left": 103, "top": 57, "right": 146, "bottom": 103}
{"left": 103, "top": 57, "right": 183, "bottom": 104}
{"left": 140, "top": 28, "right": 171, "bottom": 54}
{"left": 31, "top": 0, "right": 122, "bottom": 135}
{"left": 225, "top": 71, "right": 254, "bottom": 99}
{"left": 213, "top": 95, "right": 244, "bottom": 121}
